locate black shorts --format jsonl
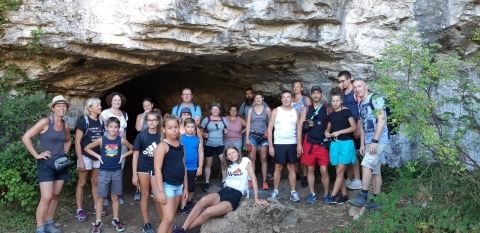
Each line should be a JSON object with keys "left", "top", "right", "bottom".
{"left": 187, "top": 170, "right": 197, "bottom": 193}
{"left": 137, "top": 157, "right": 155, "bottom": 175}
{"left": 353, "top": 138, "right": 361, "bottom": 150}
{"left": 218, "top": 186, "right": 243, "bottom": 211}
{"left": 204, "top": 145, "right": 225, "bottom": 158}
{"left": 37, "top": 159, "right": 70, "bottom": 182}
{"left": 273, "top": 144, "right": 298, "bottom": 165}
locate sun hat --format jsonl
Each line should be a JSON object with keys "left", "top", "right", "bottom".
{"left": 49, "top": 95, "right": 70, "bottom": 109}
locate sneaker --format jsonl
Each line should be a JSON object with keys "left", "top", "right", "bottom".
{"left": 142, "top": 223, "right": 155, "bottom": 233}
{"left": 323, "top": 195, "right": 334, "bottom": 204}
{"left": 91, "top": 221, "right": 103, "bottom": 233}
{"left": 290, "top": 191, "right": 301, "bottom": 202}
{"left": 185, "top": 201, "right": 194, "bottom": 211}
{"left": 270, "top": 190, "right": 279, "bottom": 200}
{"left": 35, "top": 226, "right": 46, "bottom": 233}
{"left": 103, "top": 198, "right": 109, "bottom": 207}
{"left": 306, "top": 193, "right": 317, "bottom": 204}
{"left": 179, "top": 207, "right": 190, "bottom": 216}
{"left": 262, "top": 182, "right": 269, "bottom": 190}
{"left": 349, "top": 192, "right": 368, "bottom": 207}
{"left": 118, "top": 196, "right": 125, "bottom": 205}
{"left": 45, "top": 220, "right": 61, "bottom": 233}
{"left": 366, "top": 200, "right": 382, "bottom": 209}
{"left": 345, "top": 179, "right": 352, "bottom": 187}
{"left": 327, "top": 195, "right": 337, "bottom": 205}
{"left": 203, "top": 182, "right": 210, "bottom": 192}
{"left": 111, "top": 219, "right": 125, "bottom": 232}
{"left": 76, "top": 209, "right": 87, "bottom": 222}
{"left": 300, "top": 176, "right": 308, "bottom": 188}
{"left": 335, "top": 195, "right": 348, "bottom": 204}
{"left": 347, "top": 179, "right": 362, "bottom": 190}
{"left": 172, "top": 225, "right": 186, "bottom": 233}
{"left": 134, "top": 190, "right": 141, "bottom": 201}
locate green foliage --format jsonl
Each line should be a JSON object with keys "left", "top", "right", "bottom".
{"left": 26, "top": 28, "right": 44, "bottom": 54}
{"left": 0, "top": 205, "right": 35, "bottom": 233}
{"left": 0, "top": 0, "right": 21, "bottom": 25}
{"left": 0, "top": 63, "right": 43, "bottom": 94}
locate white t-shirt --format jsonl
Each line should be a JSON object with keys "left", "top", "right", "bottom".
{"left": 100, "top": 109, "right": 128, "bottom": 138}
{"left": 225, "top": 157, "right": 251, "bottom": 193}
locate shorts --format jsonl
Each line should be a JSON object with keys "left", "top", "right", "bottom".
{"left": 78, "top": 155, "right": 100, "bottom": 170}
{"left": 204, "top": 145, "right": 225, "bottom": 158}
{"left": 273, "top": 144, "right": 298, "bottom": 165}
{"left": 218, "top": 186, "right": 243, "bottom": 211}
{"left": 224, "top": 139, "right": 242, "bottom": 151}
{"left": 137, "top": 157, "right": 155, "bottom": 175}
{"left": 361, "top": 143, "right": 388, "bottom": 175}
{"left": 163, "top": 182, "right": 184, "bottom": 198}
{"left": 300, "top": 141, "right": 329, "bottom": 167}
{"left": 187, "top": 170, "right": 197, "bottom": 193}
{"left": 353, "top": 138, "right": 361, "bottom": 150}
{"left": 37, "top": 159, "right": 70, "bottom": 183}
{"left": 329, "top": 140, "right": 356, "bottom": 166}
{"left": 97, "top": 170, "right": 123, "bottom": 198}
{"left": 249, "top": 135, "right": 268, "bottom": 148}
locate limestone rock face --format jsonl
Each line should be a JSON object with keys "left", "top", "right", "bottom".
{"left": 1, "top": 0, "right": 479, "bottom": 166}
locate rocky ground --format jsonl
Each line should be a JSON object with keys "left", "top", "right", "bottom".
{"left": 56, "top": 178, "right": 355, "bottom": 233}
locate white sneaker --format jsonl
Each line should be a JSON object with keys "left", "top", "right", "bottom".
{"left": 347, "top": 179, "right": 362, "bottom": 190}
{"left": 289, "top": 191, "right": 301, "bottom": 202}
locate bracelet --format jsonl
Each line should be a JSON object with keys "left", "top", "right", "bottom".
{"left": 371, "top": 139, "right": 379, "bottom": 143}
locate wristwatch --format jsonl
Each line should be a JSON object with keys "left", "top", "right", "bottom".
{"left": 371, "top": 139, "right": 379, "bottom": 144}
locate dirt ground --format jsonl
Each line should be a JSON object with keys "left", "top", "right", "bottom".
{"left": 56, "top": 177, "right": 353, "bottom": 233}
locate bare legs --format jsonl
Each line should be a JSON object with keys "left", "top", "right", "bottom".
{"left": 37, "top": 180, "right": 64, "bottom": 227}
{"left": 181, "top": 193, "right": 232, "bottom": 231}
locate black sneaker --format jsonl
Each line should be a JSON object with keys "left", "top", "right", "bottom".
{"left": 335, "top": 195, "right": 348, "bottom": 204}
{"left": 203, "top": 183, "right": 210, "bottom": 192}
{"left": 300, "top": 176, "right": 308, "bottom": 188}
{"left": 179, "top": 207, "right": 190, "bottom": 216}
{"left": 143, "top": 223, "right": 155, "bottom": 233}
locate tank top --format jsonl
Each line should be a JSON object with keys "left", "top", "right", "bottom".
{"left": 225, "top": 117, "right": 242, "bottom": 140}
{"left": 250, "top": 106, "right": 268, "bottom": 133}
{"left": 100, "top": 135, "right": 122, "bottom": 171}
{"left": 162, "top": 140, "right": 185, "bottom": 185}
{"left": 180, "top": 134, "right": 200, "bottom": 171}
{"left": 292, "top": 95, "right": 307, "bottom": 113}
{"left": 274, "top": 107, "right": 297, "bottom": 144}
{"left": 39, "top": 116, "right": 66, "bottom": 157}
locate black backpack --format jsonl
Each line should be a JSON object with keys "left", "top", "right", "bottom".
{"left": 368, "top": 93, "right": 398, "bottom": 137}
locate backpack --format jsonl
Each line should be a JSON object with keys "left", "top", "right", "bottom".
{"left": 368, "top": 93, "right": 398, "bottom": 137}
{"left": 203, "top": 116, "right": 227, "bottom": 133}
{"left": 175, "top": 104, "right": 199, "bottom": 117}
{"left": 83, "top": 115, "right": 104, "bottom": 135}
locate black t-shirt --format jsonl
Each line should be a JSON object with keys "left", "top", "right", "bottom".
{"left": 76, "top": 116, "right": 104, "bottom": 160}
{"left": 305, "top": 104, "right": 328, "bottom": 144}
{"left": 133, "top": 131, "right": 161, "bottom": 159}
{"left": 329, "top": 108, "right": 354, "bottom": 140}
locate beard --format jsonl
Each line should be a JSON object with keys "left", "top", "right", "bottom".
{"left": 245, "top": 97, "right": 254, "bottom": 105}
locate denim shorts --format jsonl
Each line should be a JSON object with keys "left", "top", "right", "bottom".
{"left": 163, "top": 182, "right": 184, "bottom": 198}
{"left": 249, "top": 135, "right": 268, "bottom": 147}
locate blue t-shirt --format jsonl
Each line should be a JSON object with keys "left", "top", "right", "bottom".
{"left": 172, "top": 104, "right": 202, "bottom": 120}
{"left": 76, "top": 116, "right": 104, "bottom": 160}
{"left": 201, "top": 117, "right": 227, "bottom": 147}
{"left": 100, "top": 135, "right": 122, "bottom": 171}
{"left": 358, "top": 94, "right": 389, "bottom": 145}
{"left": 180, "top": 134, "right": 200, "bottom": 171}
{"left": 133, "top": 131, "right": 161, "bottom": 170}
{"left": 343, "top": 90, "right": 359, "bottom": 120}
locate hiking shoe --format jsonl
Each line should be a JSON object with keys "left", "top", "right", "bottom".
{"left": 203, "top": 183, "right": 210, "bottom": 192}
{"left": 172, "top": 225, "right": 186, "bottom": 233}
{"left": 290, "top": 191, "right": 301, "bottom": 202}
{"left": 111, "top": 219, "right": 125, "bottom": 232}
{"left": 270, "top": 190, "right": 279, "bottom": 200}
{"left": 91, "top": 221, "right": 103, "bottom": 233}
{"left": 76, "top": 209, "right": 87, "bottom": 222}
{"left": 45, "top": 220, "right": 61, "bottom": 233}
{"left": 134, "top": 190, "right": 141, "bottom": 201}
{"left": 347, "top": 179, "right": 362, "bottom": 190}
{"left": 262, "top": 182, "right": 269, "bottom": 190}
{"left": 366, "top": 200, "right": 382, "bottom": 209}
{"left": 142, "top": 223, "right": 155, "bottom": 233}
{"left": 306, "top": 193, "right": 317, "bottom": 204}
{"left": 323, "top": 195, "right": 334, "bottom": 204}
{"left": 300, "top": 176, "right": 308, "bottom": 188}
{"left": 103, "top": 198, "right": 109, "bottom": 207}
{"left": 35, "top": 226, "right": 46, "bottom": 233}
{"left": 118, "top": 196, "right": 125, "bottom": 205}
{"left": 335, "top": 195, "right": 348, "bottom": 204}
{"left": 349, "top": 192, "right": 368, "bottom": 207}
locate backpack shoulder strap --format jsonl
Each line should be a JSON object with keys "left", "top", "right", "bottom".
{"left": 122, "top": 111, "right": 128, "bottom": 121}
{"left": 221, "top": 117, "right": 227, "bottom": 128}
{"left": 205, "top": 116, "right": 211, "bottom": 132}
{"left": 84, "top": 115, "right": 90, "bottom": 135}
{"left": 368, "top": 93, "right": 376, "bottom": 110}
{"left": 175, "top": 105, "right": 181, "bottom": 117}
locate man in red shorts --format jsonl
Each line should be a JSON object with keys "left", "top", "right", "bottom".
{"left": 296, "top": 86, "right": 332, "bottom": 204}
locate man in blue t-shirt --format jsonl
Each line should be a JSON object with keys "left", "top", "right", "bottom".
{"left": 171, "top": 87, "right": 202, "bottom": 125}
{"left": 349, "top": 79, "right": 389, "bottom": 208}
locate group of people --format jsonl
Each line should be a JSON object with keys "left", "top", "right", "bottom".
{"left": 22, "top": 70, "right": 390, "bottom": 233}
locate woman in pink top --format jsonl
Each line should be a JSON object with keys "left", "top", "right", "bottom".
{"left": 224, "top": 105, "right": 246, "bottom": 151}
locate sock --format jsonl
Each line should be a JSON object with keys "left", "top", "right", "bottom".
{"left": 274, "top": 189, "right": 279, "bottom": 193}
{"left": 76, "top": 208, "right": 82, "bottom": 213}
{"left": 95, "top": 220, "right": 102, "bottom": 224}
{"left": 113, "top": 218, "right": 119, "bottom": 222}
{"left": 311, "top": 192, "right": 316, "bottom": 196}
{"left": 290, "top": 190, "right": 296, "bottom": 194}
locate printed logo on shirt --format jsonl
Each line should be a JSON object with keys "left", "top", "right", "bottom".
{"left": 143, "top": 142, "right": 158, "bottom": 157}
{"left": 105, "top": 144, "right": 119, "bottom": 157}
{"left": 227, "top": 167, "right": 243, "bottom": 177}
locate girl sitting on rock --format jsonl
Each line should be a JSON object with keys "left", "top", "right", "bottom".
{"left": 173, "top": 146, "right": 268, "bottom": 233}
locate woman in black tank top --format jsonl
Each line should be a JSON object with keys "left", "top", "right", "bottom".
{"left": 22, "top": 95, "right": 71, "bottom": 233}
